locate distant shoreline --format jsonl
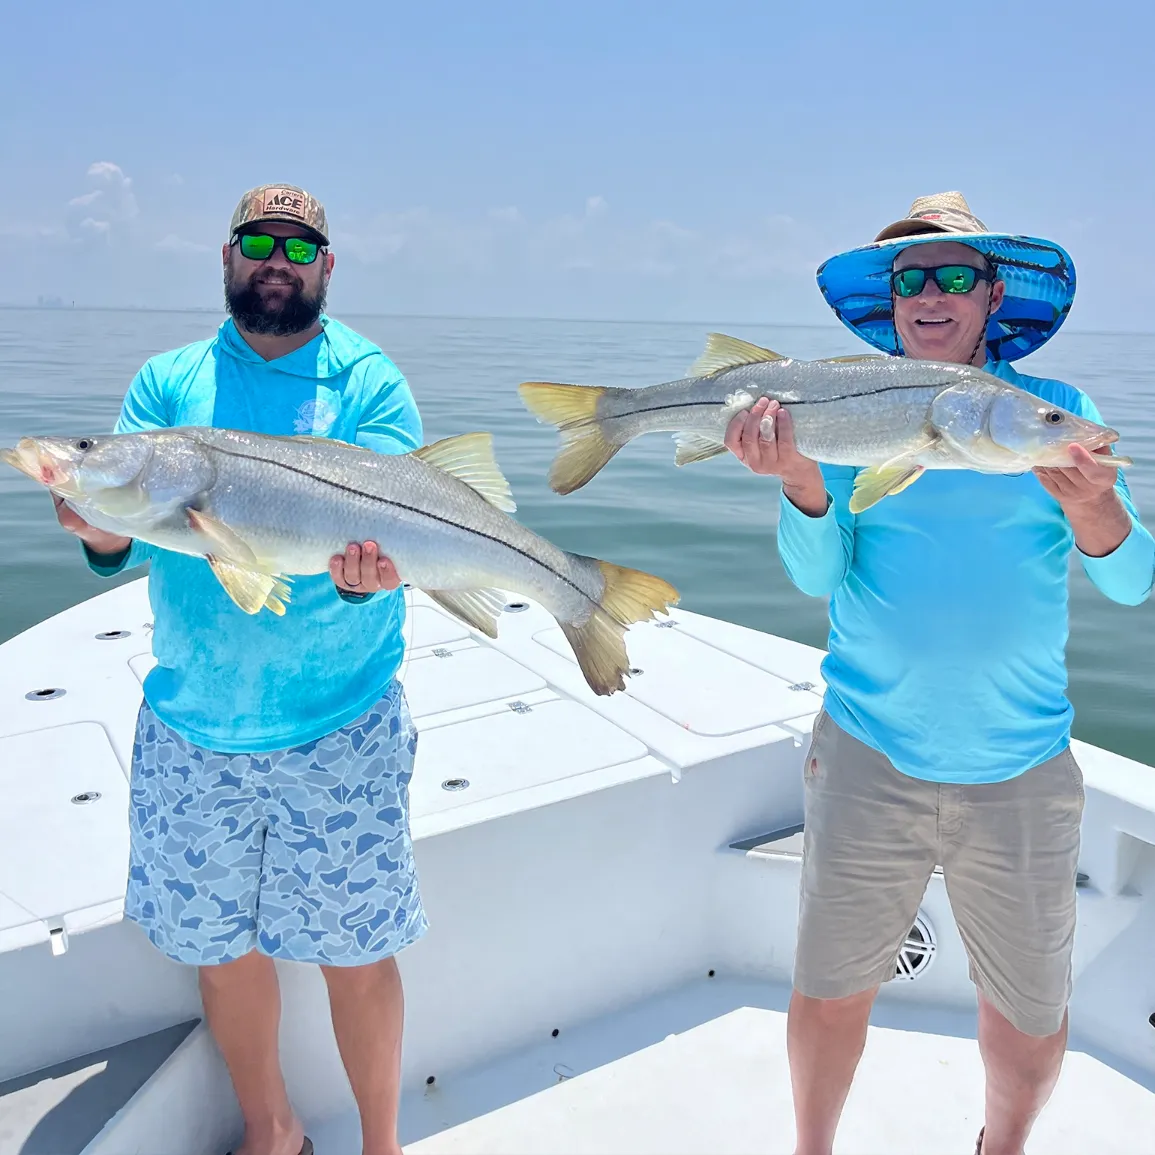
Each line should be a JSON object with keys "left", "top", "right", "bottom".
{"left": 0, "top": 303, "right": 1151, "bottom": 339}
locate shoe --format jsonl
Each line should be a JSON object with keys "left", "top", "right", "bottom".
{"left": 225, "top": 1137, "right": 313, "bottom": 1155}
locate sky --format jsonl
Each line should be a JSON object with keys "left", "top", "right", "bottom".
{"left": 0, "top": 0, "right": 1151, "bottom": 329}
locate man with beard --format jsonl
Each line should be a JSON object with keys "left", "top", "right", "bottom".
{"left": 52, "top": 184, "right": 424, "bottom": 1155}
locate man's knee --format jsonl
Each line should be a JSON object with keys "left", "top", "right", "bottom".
{"left": 791, "top": 985, "right": 878, "bottom": 1026}
{"left": 198, "top": 949, "right": 271, "bottom": 989}
{"left": 320, "top": 954, "right": 400, "bottom": 993}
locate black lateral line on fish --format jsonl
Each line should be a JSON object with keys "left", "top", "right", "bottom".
{"left": 200, "top": 441, "right": 598, "bottom": 606}
{"left": 616, "top": 379, "right": 956, "bottom": 419}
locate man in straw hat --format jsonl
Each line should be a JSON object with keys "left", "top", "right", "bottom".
{"left": 726, "top": 192, "right": 1153, "bottom": 1155}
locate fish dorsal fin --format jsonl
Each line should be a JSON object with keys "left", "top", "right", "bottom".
{"left": 689, "top": 333, "right": 788, "bottom": 377}
{"left": 822, "top": 354, "right": 892, "bottom": 364}
{"left": 412, "top": 432, "right": 517, "bottom": 513}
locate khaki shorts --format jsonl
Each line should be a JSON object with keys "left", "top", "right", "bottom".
{"left": 794, "top": 710, "right": 1084, "bottom": 1037}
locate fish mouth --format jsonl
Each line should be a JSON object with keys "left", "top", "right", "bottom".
{"left": 1065, "top": 425, "right": 1132, "bottom": 467}
{"left": 0, "top": 438, "right": 82, "bottom": 493}
{"left": 0, "top": 440, "right": 42, "bottom": 481}
{"left": 1084, "top": 425, "right": 1120, "bottom": 452}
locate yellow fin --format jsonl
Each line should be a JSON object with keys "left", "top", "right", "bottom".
{"left": 518, "top": 382, "right": 619, "bottom": 494}
{"left": 596, "top": 559, "right": 679, "bottom": 627}
{"left": 849, "top": 463, "right": 926, "bottom": 514}
{"left": 688, "top": 333, "right": 788, "bottom": 378}
{"left": 189, "top": 509, "right": 291, "bottom": 614}
{"left": 558, "top": 560, "right": 679, "bottom": 696}
{"left": 206, "top": 556, "right": 291, "bottom": 616}
{"left": 412, "top": 433, "right": 516, "bottom": 513}
{"left": 188, "top": 508, "right": 258, "bottom": 564}
{"left": 423, "top": 588, "right": 505, "bottom": 638}
{"left": 673, "top": 431, "right": 729, "bottom": 467}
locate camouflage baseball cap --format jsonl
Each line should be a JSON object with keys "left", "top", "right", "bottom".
{"left": 873, "top": 191, "right": 988, "bottom": 242}
{"left": 228, "top": 183, "right": 329, "bottom": 245}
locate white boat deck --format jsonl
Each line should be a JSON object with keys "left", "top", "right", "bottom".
{"left": 395, "top": 990, "right": 1155, "bottom": 1154}
{"left": 3, "top": 578, "right": 1155, "bottom": 1153}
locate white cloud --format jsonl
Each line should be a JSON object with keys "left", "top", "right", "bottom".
{"left": 155, "top": 234, "right": 211, "bottom": 255}
{"left": 65, "top": 161, "right": 139, "bottom": 242}
{"left": 334, "top": 197, "right": 824, "bottom": 287}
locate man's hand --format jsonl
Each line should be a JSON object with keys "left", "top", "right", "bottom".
{"left": 1035, "top": 444, "right": 1131, "bottom": 558}
{"left": 329, "top": 541, "right": 402, "bottom": 594}
{"left": 725, "top": 397, "right": 828, "bottom": 517}
{"left": 52, "top": 494, "right": 132, "bottom": 556}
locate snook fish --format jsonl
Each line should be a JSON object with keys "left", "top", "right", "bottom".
{"left": 1, "top": 428, "right": 679, "bottom": 696}
{"left": 519, "top": 333, "right": 1129, "bottom": 513}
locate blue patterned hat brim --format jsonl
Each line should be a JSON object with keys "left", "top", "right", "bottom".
{"left": 816, "top": 233, "right": 1076, "bottom": 362}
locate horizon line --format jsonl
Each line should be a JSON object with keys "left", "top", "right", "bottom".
{"left": 2, "top": 303, "right": 1154, "bottom": 340}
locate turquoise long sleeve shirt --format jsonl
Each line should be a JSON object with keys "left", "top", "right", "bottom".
{"left": 777, "top": 359, "right": 1153, "bottom": 784}
{"left": 87, "top": 316, "right": 423, "bottom": 754}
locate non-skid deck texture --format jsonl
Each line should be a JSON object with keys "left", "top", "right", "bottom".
{"left": 409, "top": 1006, "right": 1155, "bottom": 1154}
{"left": 0, "top": 1021, "right": 197, "bottom": 1155}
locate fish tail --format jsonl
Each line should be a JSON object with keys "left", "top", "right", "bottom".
{"left": 560, "top": 558, "right": 680, "bottom": 696}
{"left": 517, "top": 381, "right": 623, "bottom": 494}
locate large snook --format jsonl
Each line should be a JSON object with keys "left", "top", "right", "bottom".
{"left": 1, "top": 427, "right": 679, "bottom": 696}
{"left": 519, "top": 333, "right": 1130, "bottom": 513}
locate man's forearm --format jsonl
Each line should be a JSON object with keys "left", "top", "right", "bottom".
{"left": 1066, "top": 490, "right": 1133, "bottom": 558}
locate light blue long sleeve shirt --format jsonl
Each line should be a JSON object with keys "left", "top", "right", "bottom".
{"left": 87, "top": 316, "right": 423, "bottom": 754}
{"left": 777, "top": 359, "right": 1153, "bottom": 784}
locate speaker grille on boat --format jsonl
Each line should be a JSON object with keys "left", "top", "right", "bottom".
{"left": 894, "top": 912, "right": 936, "bottom": 981}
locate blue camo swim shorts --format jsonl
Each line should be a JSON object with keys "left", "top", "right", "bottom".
{"left": 124, "top": 680, "right": 427, "bottom": 966}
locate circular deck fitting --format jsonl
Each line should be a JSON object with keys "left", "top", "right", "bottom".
{"left": 26, "top": 687, "right": 66, "bottom": 701}
{"left": 893, "top": 912, "right": 936, "bottom": 981}
{"left": 71, "top": 791, "right": 102, "bottom": 805}
{"left": 441, "top": 778, "right": 469, "bottom": 792}
{"left": 95, "top": 630, "right": 132, "bottom": 641}
{"left": 628, "top": 667, "right": 643, "bottom": 676}
{"left": 503, "top": 601, "right": 529, "bottom": 613}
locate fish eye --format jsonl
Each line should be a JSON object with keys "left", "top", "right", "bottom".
{"left": 1045, "top": 411, "right": 1063, "bottom": 425}
{"left": 75, "top": 438, "right": 93, "bottom": 450}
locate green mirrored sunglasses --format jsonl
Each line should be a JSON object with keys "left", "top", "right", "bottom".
{"left": 891, "top": 264, "right": 996, "bottom": 298}
{"left": 234, "top": 232, "right": 322, "bottom": 265}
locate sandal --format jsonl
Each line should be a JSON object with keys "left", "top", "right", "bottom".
{"left": 226, "top": 1138, "right": 313, "bottom": 1155}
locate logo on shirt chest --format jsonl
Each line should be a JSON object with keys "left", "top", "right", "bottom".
{"left": 294, "top": 390, "right": 341, "bottom": 435}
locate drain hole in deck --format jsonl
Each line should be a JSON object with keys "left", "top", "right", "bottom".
{"left": 26, "top": 687, "right": 66, "bottom": 701}
{"left": 441, "top": 778, "right": 469, "bottom": 792}
{"left": 503, "top": 601, "right": 528, "bottom": 613}
{"left": 551, "top": 1028, "right": 559, "bottom": 1038}
{"left": 95, "top": 630, "right": 131, "bottom": 640}
{"left": 628, "top": 667, "right": 643, "bottom": 676}
{"left": 71, "top": 792, "right": 102, "bottom": 805}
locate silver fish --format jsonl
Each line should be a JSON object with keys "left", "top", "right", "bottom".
{"left": 519, "top": 333, "right": 1130, "bottom": 513}
{"left": 1, "top": 427, "right": 679, "bottom": 696}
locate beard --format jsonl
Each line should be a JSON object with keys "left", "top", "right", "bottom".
{"left": 225, "top": 264, "right": 326, "bottom": 336}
